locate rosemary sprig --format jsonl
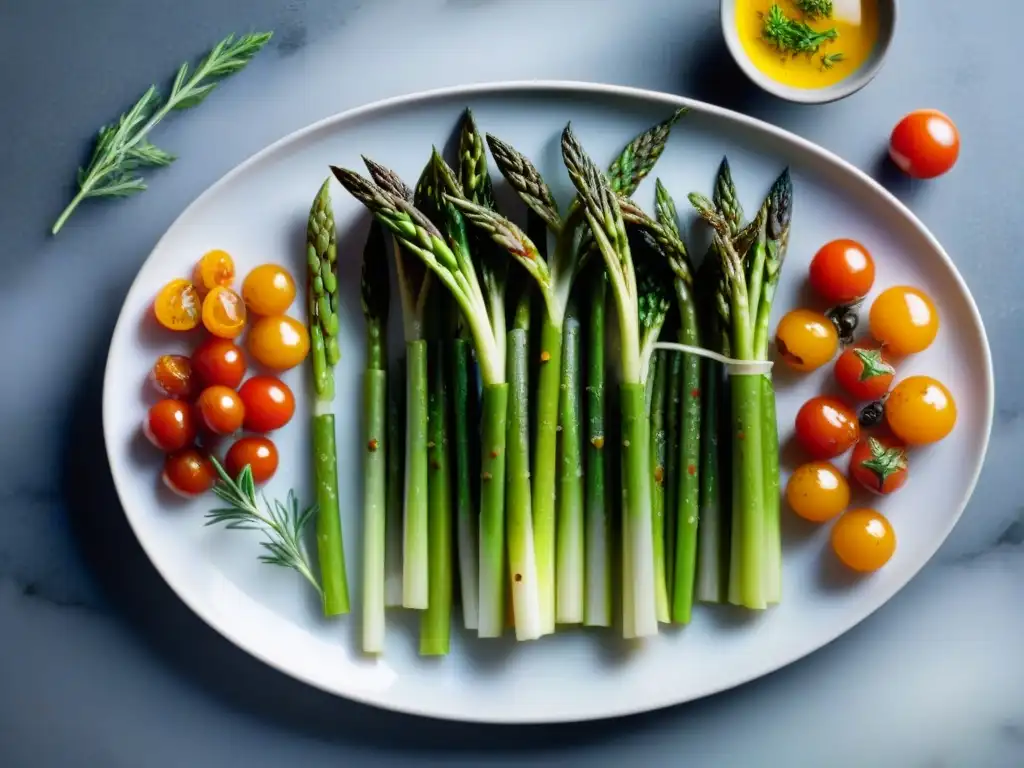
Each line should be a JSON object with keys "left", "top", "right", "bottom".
{"left": 761, "top": 4, "right": 837, "bottom": 55}
{"left": 795, "top": 0, "right": 834, "bottom": 20}
{"left": 51, "top": 31, "right": 272, "bottom": 235}
{"left": 205, "top": 456, "right": 323, "bottom": 601}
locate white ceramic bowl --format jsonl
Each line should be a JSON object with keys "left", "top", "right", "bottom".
{"left": 721, "top": 0, "right": 897, "bottom": 104}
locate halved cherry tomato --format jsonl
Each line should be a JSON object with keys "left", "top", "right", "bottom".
{"left": 192, "top": 249, "right": 235, "bottom": 295}
{"left": 795, "top": 396, "right": 860, "bottom": 459}
{"left": 224, "top": 436, "right": 279, "bottom": 484}
{"left": 191, "top": 337, "right": 246, "bottom": 389}
{"left": 196, "top": 385, "right": 245, "bottom": 435}
{"left": 202, "top": 286, "right": 247, "bottom": 339}
{"left": 247, "top": 315, "right": 310, "bottom": 371}
{"left": 849, "top": 436, "right": 908, "bottom": 495}
{"left": 144, "top": 399, "right": 197, "bottom": 452}
{"left": 242, "top": 264, "right": 297, "bottom": 316}
{"left": 885, "top": 375, "right": 957, "bottom": 445}
{"left": 785, "top": 461, "right": 850, "bottom": 523}
{"left": 889, "top": 109, "right": 960, "bottom": 179}
{"left": 833, "top": 342, "right": 895, "bottom": 402}
{"left": 153, "top": 278, "right": 201, "bottom": 331}
{"left": 831, "top": 508, "right": 896, "bottom": 572}
{"left": 809, "top": 239, "right": 875, "bottom": 305}
{"left": 150, "top": 355, "right": 196, "bottom": 399}
{"left": 868, "top": 286, "right": 939, "bottom": 356}
{"left": 238, "top": 376, "right": 295, "bottom": 432}
{"left": 775, "top": 309, "right": 839, "bottom": 372}
{"left": 162, "top": 448, "right": 217, "bottom": 497}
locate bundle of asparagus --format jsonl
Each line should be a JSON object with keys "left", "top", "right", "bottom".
{"left": 318, "top": 106, "right": 791, "bottom": 654}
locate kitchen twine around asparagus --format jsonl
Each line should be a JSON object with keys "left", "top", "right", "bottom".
{"left": 652, "top": 342, "right": 774, "bottom": 376}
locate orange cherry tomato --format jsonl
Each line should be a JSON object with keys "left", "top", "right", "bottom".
{"left": 885, "top": 375, "right": 957, "bottom": 445}
{"left": 242, "top": 264, "right": 297, "bottom": 316}
{"left": 192, "top": 249, "right": 235, "bottom": 295}
{"left": 150, "top": 354, "right": 196, "bottom": 399}
{"left": 202, "top": 286, "right": 247, "bottom": 339}
{"left": 196, "top": 385, "right": 245, "bottom": 435}
{"left": 809, "top": 239, "right": 875, "bottom": 305}
{"left": 831, "top": 508, "right": 896, "bottom": 572}
{"left": 238, "top": 376, "right": 295, "bottom": 432}
{"left": 889, "top": 109, "right": 960, "bottom": 179}
{"left": 153, "top": 278, "right": 201, "bottom": 331}
{"left": 224, "top": 436, "right": 279, "bottom": 484}
{"left": 785, "top": 461, "right": 850, "bottom": 523}
{"left": 162, "top": 448, "right": 217, "bottom": 497}
{"left": 849, "top": 436, "right": 909, "bottom": 495}
{"left": 833, "top": 342, "right": 895, "bottom": 402}
{"left": 144, "top": 399, "right": 198, "bottom": 452}
{"left": 191, "top": 337, "right": 246, "bottom": 389}
{"left": 868, "top": 286, "right": 939, "bottom": 356}
{"left": 775, "top": 309, "right": 839, "bottom": 372}
{"left": 247, "top": 315, "right": 310, "bottom": 371}
{"left": 795, "top": 396, "right": 860, "bottom": 460}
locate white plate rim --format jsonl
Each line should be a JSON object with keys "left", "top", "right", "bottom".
{"left": 102, "top": 80, "right": 995, "bottom": 723}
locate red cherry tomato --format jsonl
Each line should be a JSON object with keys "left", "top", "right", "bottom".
{"left": 162, "top": 448, "right": 216, "bottom": 497}
{"left": 149, "top": 355, "right": 196, "bottom": 399}
{"left": 224, "top": 436, "right": 280, "bottom": 484}
{"left": 889, "top": 109, "right": 960, "bottom": 179}
{"left": 196, "top": 385, "right": 245, "bottom": 435}
{"left": 238, "top": 376, "right": 296, "bottom": 432}
{"left": 849, "top": 436, "right": 909, "bottom": 495}
{"left": 808, "top": 239, "right": 875, "bottom": 305}
{"left": 144, "top": 399, "right": 198, "bottom": 452}
{"left": 833, "top": 342, "right": 895, "bottom": 402}
{"left": 794, "top": 396, "right": 860, "bottom": 460}
{"left": 191, "top": 337, "right": 246, "bottom": 389}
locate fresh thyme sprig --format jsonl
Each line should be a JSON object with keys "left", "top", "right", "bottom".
{"left": 820, "top": 52, "right": 845, "bottom": 70}
{"left": 795, "top": 0, "right": 834, "bottom": 20}
{"left": 205, "top": 456, "right": 323, "bottom": 601}
{"left": 761, "top": 4, "right": 838, "bottom": 55}
{"left": 51, "top": 31, "right": 272, "bottom": 235}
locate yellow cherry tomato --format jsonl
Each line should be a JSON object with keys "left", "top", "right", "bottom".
{"left": 242, "top": 264, "right": 297, "bottom": 316}
{"left": 192, "top": 249, "right": 235, "bottom": 296}
{"left": 885, "top": 375, "right": 957, "bottom": 445}
{"left": 785, "top": 461, "right": 850, "bottom": 523}
{"left": 247, "top": 315, "right": 310, "bottom": 370}
{"left": 868, "top": 286, "right": 939, "bottom": 356}
{"left": 153, "top": 278, "right": 201, "bottom": 331}
{"left": 775, "top": 308, "right": 839, "bottom": 372}
{"left": 202, "top": 286, "right": 247, "bottom": 339}
{"left": 831, "top": 508, "right": 896, "bottom": 572}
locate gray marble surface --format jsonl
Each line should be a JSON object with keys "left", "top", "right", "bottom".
{"left": 1, "top": 1, "right": 1022, "bottom": 765}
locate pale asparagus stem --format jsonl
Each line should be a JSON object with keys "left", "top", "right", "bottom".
{"left": 561, "top": 123, "right": 656, "bottom": 638}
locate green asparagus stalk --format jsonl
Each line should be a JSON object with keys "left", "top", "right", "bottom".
{"left": 561, "top": 124, "right": 658, "bottom": 638}
{"left": 364, "top": 157, "right": 431, "bottom": 611}
{"left": 384, "top": 357, "right": 405, "bottom": 607}
{"left": 663, "top": 348, "right": 682, "bottom": 609}
{"left": 360, "top": 219, "right": 389, "bottom": 652}
{"left": 648, "top": 349, "right": 670, "bottom": 623}
{"left": 556, "top": 297, "right": 585, "bottom": 624}
{"left": 332, "top": 157, "right": 511, "bottom": 637}
{"left": 584, "top": 267, "right": 612, "bottom": 627}
{"left": 450, "top": 336, "right": 478, "bottom": 629}
{"left": 421, "top": 293, "right": 453, "bottom": 655}
{"left": 306, "top": 179, "right": 349, "bottom": 616}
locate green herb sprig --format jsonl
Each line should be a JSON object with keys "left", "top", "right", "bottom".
{"left": 820, "top": 52, "right": 845, "bottom": 70}
{"left": 51, "top": 31, "right": 272, "bottom": 235}
{"left": 205, "top": 457, "right": 323, "bottom": 601}
{"left": 761, "top": 4, "right": 838, "bottom": 55}
{"left": 795, "top": 0, "right": 834, "bottom": 20}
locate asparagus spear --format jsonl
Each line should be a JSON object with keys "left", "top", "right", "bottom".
{"left": 332, "top": 159, "right": 512, "bottom": 637}
{"left": 584, "top": 266, "right": 612, "bottom": 627}
{"left": 360, "top": 219, "right": 389, "bottom": 653}
{"left": 306, "top": 179, "right": 349, "bottom": 616}
{"left": 364, "top": 157, "right": 431, "bottom": 611}
{"left": 556, "top": 297, "right": 585, "bottom": 624}
{"left": 384, "top": 357, "right": 405, "bottom": 607}
{"left": 561, "top": 124, "right": 658, "bottom": 638}
{"left": 648, "top": 348, "right": 670, "bottom": 623}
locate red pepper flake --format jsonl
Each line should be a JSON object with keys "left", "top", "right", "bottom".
{"left": 690, "top": 387, "right": 701, "bottom": 398}
{"left": 540, "top": 351, "right": 551, "bottom": 363}
{"left": 687, "top": 464, "right": 697, "bottom": 476}
{"left": 591, "top": 436, "right": 605, "bottom": 449}
{"left": 654, "top": 466, "right": 665, "bottom": 485}
{"left": 514, "top": 573, "right": 522, "bottom": 582}
{"left": 367, "top": 439, "right": 379, "bottom": 452}
{"left": 490, "top": 449, "right": 499, "bottom": 459}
